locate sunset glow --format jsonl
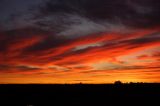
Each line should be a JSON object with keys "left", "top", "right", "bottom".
{"left": 0, "top": 0, "right": 160, "bottom": 84}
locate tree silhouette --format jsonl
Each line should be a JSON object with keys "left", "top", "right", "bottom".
{"left": 114, "top": 80, "right": 122, "bottom": 85}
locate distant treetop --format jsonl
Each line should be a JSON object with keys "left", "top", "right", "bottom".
{"left": 114, "top": 81, "right": 122, "bottom": 85}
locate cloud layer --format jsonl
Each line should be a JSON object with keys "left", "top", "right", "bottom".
{"left": 0, "top": 0, "right": 160, "bottom": 83}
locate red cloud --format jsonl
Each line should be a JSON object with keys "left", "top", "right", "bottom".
{"left": 0, "top": 27, "right": 160, "bottom": 83}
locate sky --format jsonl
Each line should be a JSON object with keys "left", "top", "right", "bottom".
{"left": 0, "top": 0, "right": 160, "bottom": 84}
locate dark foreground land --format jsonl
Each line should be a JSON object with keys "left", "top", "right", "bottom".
{"left": 0, "top": 83, "right": 160, "bottom": 106}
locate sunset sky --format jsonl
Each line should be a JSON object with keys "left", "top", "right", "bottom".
{"left": 0, "top": 0, "right": 160, "bottom": 84}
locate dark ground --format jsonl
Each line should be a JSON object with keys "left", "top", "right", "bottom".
{"left": 0, "top": 83, "right": 160, "bottom": 106}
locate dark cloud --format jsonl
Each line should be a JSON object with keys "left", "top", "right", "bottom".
{"left": 124, "top": 33, "right": 160, "bottom": 46}
{"left": 1, "top": 0, "right": 160, "bottom": 37}
{"left": 83, "top": 66, "right": 160, "bottom": 74}
{"left": 0, "top": 64, "right": 42, "bottom": 73}
{"left": 34, "top": 0, "right": 160, "bottom": 34}
{"left": 0, "top": 27, "right": 49, "bottom": 52}
{"left": 0, "top": 0, "right": 45, "bottom": 31}
{"left": 23, "top": 35, "right": 69, "bottom": 53}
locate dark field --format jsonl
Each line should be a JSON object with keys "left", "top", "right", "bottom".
{"left": 0, "top": 83, "right": 160, "bottom": 106}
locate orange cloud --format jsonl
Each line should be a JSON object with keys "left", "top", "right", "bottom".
{"left": 0, "top": 27, "right": 160, "bottom": 83}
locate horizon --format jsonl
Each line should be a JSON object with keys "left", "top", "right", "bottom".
{"left": 0, "top": 80, "right": 159, "bottom": 85}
